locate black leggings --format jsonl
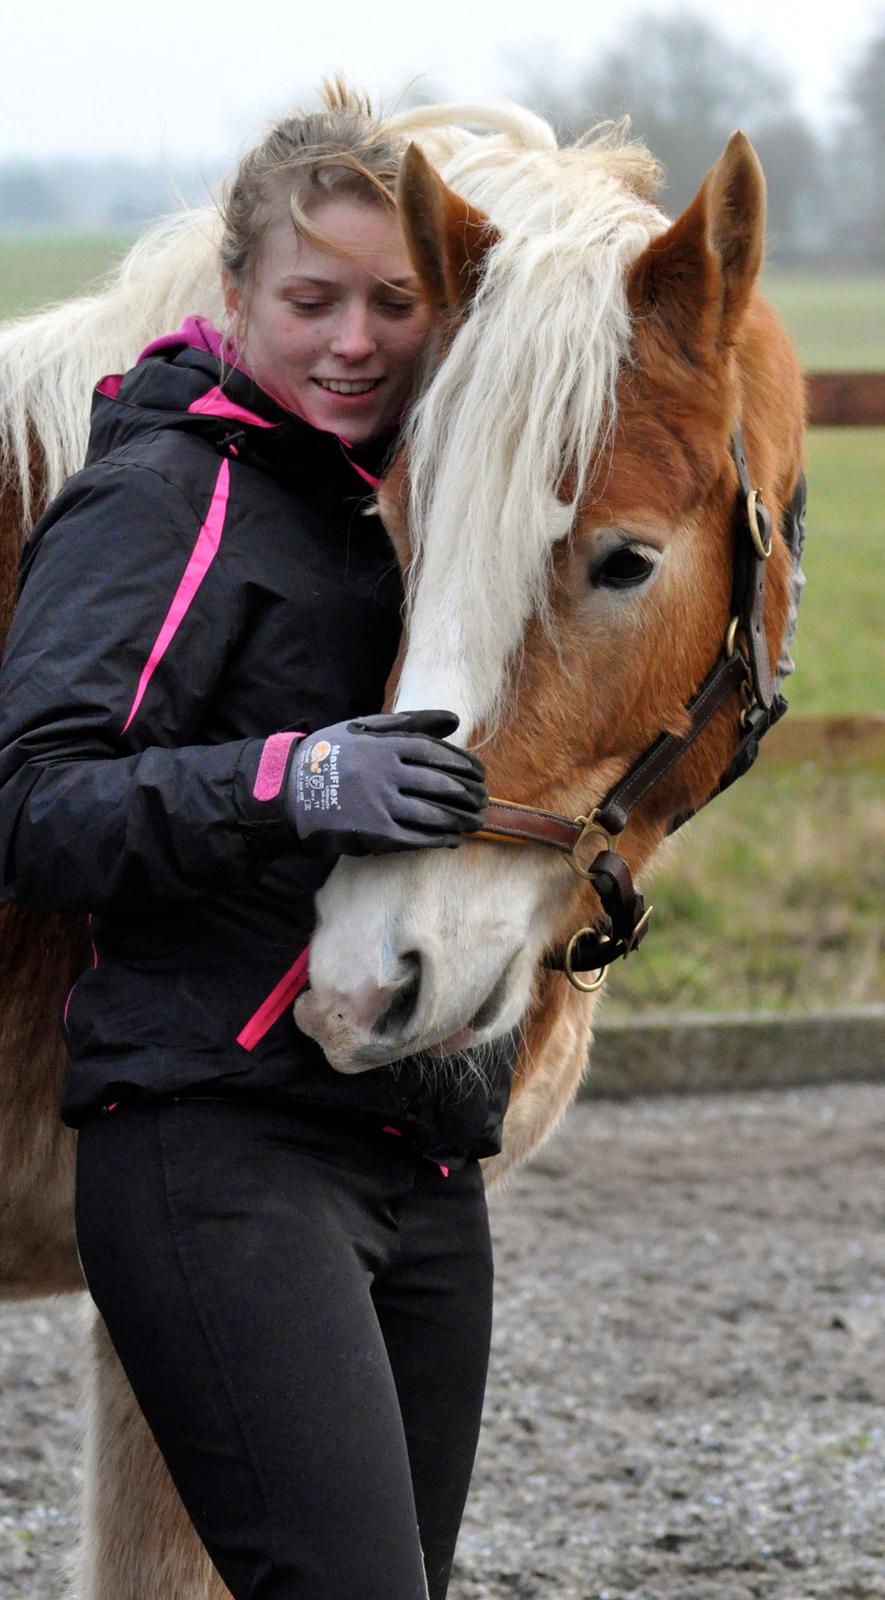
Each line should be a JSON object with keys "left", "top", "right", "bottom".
{"left": 74, "top": 1096, "right": 494, "bottom": 1600}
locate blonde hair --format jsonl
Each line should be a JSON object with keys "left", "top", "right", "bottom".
{"left": 219, "top": 79, "right": 404, "bottom": 302}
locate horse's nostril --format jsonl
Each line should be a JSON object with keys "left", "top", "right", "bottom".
{"left": 372, "top": 951, "right": 422, "bottom": 1039}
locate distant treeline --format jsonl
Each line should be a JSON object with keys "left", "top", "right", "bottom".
{"left": 507, "top": 12, "right": 884, "bottom": 266}
{"left": 1, "top": 12, "right": 882, "bottom": 266}
{"left": 0, "top": 160, "right": 221, "bottom": 233}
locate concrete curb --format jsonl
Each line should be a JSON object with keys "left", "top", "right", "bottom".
{"left": 580, "top": 1005, "right": 885, "bottom": 1099}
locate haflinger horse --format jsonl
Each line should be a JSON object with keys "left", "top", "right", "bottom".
{"left": 0, "top": 101, "right": 804, "bottom": 1599}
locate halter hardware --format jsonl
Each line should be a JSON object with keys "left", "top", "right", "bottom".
{"left": 474, "top": 429, "right": 807, "bottom": 992}
{"left": 564, "top": 928, "right": 609, "bottom": 992}
{"left": 724, "top": 614, "right": 740, "bottom": 657}
{"left": 564, "top": 809, "right": 617, "bottom": 879}
{"left": 746, "top": 488, "right": 772, "bottom": 560}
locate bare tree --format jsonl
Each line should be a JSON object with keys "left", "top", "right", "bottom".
{"left": 510, "top": 9, "right": 824, "bottom": 258}
{"left": 830, "top": 24, "right": 885, "bottom": 262}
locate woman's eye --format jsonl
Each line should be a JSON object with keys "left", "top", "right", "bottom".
{"left": 380, "top": 301, "right": 416, "bottom": 316}
{"left": 591, "top": 547, "right": 655, "bottom": 589}
{"left": 289, "top": 300, "right": 328, "bottom": 314}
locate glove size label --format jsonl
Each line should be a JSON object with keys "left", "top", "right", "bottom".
{"left": 296, "top": 738, "right": 341, "bottom": 813}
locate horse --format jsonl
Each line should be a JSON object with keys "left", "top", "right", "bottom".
{"left": 0, "top": 101, "right": 805, "bottom": 1599}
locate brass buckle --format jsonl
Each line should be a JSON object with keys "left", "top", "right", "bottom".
{"left": 565, "top": 809, "right": 618, "bottom": 880}
{"left": 747, "top": 489, "right": 772, "bottom": 560}
{"left": 564, "top": 929, "right": 609, "bottom": 992}
{"left": 739, "top": 679, "right": 757, "bottom": 730}
{"left": 724, "top": 614, "right": 740, "bottom": 657}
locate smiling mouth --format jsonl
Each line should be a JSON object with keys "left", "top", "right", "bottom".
{"left": 314, "top": 377, "right": 383, "bottom": 395}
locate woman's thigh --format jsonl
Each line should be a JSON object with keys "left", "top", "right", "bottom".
{"left": 373, "top": 1160, "right": 494, "bottom": 1600}
{"left": 75, "top": 1099, "right": 431, "bottom": 1600}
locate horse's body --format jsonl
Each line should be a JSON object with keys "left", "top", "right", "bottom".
{"left": 0, "top": 103, "right": 803, "bottom": 1598}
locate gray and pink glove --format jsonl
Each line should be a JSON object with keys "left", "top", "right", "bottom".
{"left": 284, "top": 710, "right": 487, "bottom": 856}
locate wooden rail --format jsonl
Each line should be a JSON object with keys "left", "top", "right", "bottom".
{"left": 765, "top": 714, "right": 885, "bottom": 767}
{"left": 807, "top": 371, "right": 885, "bottom": 426}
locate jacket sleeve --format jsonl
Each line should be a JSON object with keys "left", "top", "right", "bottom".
{"left": 0, "top": 459, "right": 298, "bottom": 913}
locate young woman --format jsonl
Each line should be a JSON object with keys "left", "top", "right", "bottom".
{"left": 0, "top": 90, "right": 516, "bottom": 1600}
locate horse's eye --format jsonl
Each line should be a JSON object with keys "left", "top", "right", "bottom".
{"left": 592, "top": 547, "right": 655, "bottom": 589}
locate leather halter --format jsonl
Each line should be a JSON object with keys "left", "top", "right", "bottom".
{"left": 474, "top": 430, "right": 805, "bottom": 991}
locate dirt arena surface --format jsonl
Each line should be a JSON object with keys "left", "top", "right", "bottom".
{"left": 2, "top": 1082, "right": 883, "bottom": 1599}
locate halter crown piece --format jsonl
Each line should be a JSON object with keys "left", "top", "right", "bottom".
{"left": 475, "top": 429, "right": 808, "bottom": 991}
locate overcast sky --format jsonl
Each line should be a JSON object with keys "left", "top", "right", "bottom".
{"left": 5, "top": 0, "right": 880, "bottom": 165}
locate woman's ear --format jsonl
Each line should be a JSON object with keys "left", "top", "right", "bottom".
{"left": 222, "top": 269, "right": 241, "bottom": 330}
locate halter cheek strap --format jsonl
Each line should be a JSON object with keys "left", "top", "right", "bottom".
{"left": 475, "top": 431, "right": 808, "bottom": 990}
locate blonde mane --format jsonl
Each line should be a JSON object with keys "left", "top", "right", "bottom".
{"left": 389, "top": 105, "right": 667, "bottom": 738}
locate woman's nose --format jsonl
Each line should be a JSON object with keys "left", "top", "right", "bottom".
{"left": 329, "top": 304, "right": 377, "bottom": 362}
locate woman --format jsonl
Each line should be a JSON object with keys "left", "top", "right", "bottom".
{"left": 0, "top": 88, "right": 514, "bottom": 1600}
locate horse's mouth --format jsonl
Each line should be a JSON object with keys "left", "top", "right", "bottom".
{"left": 293, "top": 954, "right": 519, "bottom": 1074}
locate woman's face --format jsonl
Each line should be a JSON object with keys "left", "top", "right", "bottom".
{"left": 225, "top": 196, "right": 432, "bottom": 443}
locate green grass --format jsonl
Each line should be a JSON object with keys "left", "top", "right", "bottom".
{"left": 791, "top": 429, "right": 884, "bottom": 716}
{"left": 762, "top": 271, "right": 885, "bottom": 370}
{"left": 603, "top": 764, "right": 884, "bottom": 1016}
{"left": 0, "top": 231, "right": 139, "bottom": 320}
{"left": 1, "top": 234, "right": 882, "bottom": 367}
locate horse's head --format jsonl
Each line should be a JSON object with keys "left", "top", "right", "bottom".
{"left": 296, "top": 125, "right": 805, "bottom": 1072}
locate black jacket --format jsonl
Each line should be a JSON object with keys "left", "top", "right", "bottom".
{"left": 0, "top": 338, "right": 512, "bottom": 1162}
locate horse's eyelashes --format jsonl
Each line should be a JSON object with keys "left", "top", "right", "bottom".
{"left": 591, "top": 547, "right": 656, "bottom": 590}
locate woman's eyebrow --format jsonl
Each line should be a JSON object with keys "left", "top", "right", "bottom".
{"left": 280, "top": 274, "right": 421, "bottom": 290}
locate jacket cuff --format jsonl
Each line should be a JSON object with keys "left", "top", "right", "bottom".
{"left": 233, "top": 732, "right": 304, "bottom": 856}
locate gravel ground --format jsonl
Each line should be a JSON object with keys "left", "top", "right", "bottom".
{"left": 2, "top": 1082, "right": 884, "bottom": 1600}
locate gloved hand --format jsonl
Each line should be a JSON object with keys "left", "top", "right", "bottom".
{"left": 284, "top": 710, "right": 488, "bottom": 855}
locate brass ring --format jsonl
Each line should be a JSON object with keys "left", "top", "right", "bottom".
{"left": 747, "top": 489, "right": 772, "bottom": 560}
{"left": 564, "top": 928, "right": 609, "bottom": 992}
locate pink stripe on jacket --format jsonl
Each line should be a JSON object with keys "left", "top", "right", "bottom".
{"left": 122, "top": 457, "right": 230, "bottom": 733}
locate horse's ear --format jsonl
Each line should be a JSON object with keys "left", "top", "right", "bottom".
{"left": 628, "top": 131, "right": 765, "bottom": 358}
{"left": 397, "top": 142, "right": 499, "bottom": 320}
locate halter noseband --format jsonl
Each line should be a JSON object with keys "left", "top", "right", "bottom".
{"left": 474, "top": 429, "right": 807, "bottom": 992}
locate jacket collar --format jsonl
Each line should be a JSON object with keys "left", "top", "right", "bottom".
{"left": 91, "top": 341, "right": 397, "bottom": 493}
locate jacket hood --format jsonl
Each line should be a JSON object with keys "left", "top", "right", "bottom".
{"left": 88, "top": 319, "right": 395, "bottom": 489}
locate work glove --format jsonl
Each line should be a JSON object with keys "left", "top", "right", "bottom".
{"left": 284, "top": 710, "right": 487, "bottom": 855}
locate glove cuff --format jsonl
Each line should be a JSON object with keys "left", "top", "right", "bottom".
{"left": 233, "top": 732, "right": 304, "bottom": 856}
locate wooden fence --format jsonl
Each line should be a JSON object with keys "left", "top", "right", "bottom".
{"left": 807, "top": 370, "right": 885, "bottom": 426}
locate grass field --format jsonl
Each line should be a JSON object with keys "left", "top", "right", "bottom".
{"left": 762, "top": 271, "right": 885, "bottom": 370}
{"left": 603, "top": 764, "right": 883, "bottom": 1016}
{"left": 0, "top": 233, "right": 882, "bottom": 366}
{"left": 0, "top": 233, "right": 881, "bottom": 1014}
{"left": 0, "top": 231, "right": 139, "bottom": 321}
